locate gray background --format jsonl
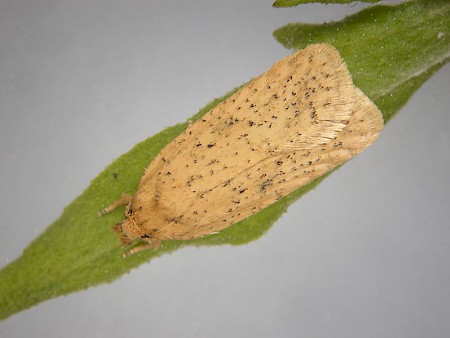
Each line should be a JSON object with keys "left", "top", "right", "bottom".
{"left": 1, "top": 1, "right": 449, "bottom": 337}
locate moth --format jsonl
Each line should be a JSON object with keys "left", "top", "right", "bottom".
{"left": 99, "top": 43, "right": 384, "bottom": 257}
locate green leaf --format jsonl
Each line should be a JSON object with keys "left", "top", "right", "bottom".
{"left": 273, "top": 0, "right": 450, "bottom": 122}
{"left": 273, "top": 0, "right": 380, "bottom": 7}
{"left": 1, "top": 0, "right": 449, "bottom": 320}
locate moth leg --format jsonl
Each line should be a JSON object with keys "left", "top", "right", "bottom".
{"left": 98, "top": 193, "right": 133, "bottom": 217}
{"left": 120, "top": 235, "right": 131, "bottom": 246}
{"left": 123, "top": 239, "right": 161, "bottom": 258}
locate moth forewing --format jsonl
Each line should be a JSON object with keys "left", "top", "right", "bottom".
{"left": 100, "top": 43, "right": 384, "bottom": 256}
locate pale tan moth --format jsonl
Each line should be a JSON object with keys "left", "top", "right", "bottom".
{"left": 99, "top": 43, "right": 384, "bottom": 257}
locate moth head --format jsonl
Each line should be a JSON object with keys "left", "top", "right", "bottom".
{"left": 122, "top": 205, "right": 159, "bottom": 243}
{"left": 120, "top": 215, "right": 141, "bottom": 242}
